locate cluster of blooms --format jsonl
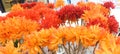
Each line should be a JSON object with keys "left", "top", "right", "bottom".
{"left": 0, "top": 1, "right": 119, "bottom": 54}
{"left": 95, "top": 34, "right": 120, "bottom": 54}
{"left": 81, "top": 1, "right": 119, "bottom": 33}
{"left": 103, "top": 1, "right": 115, "bottom": 9}
{"left": 0, "top": 17, "right": 39, "bottom": 42}
{"left": 7, "top": 2, "right": 61, "bottom": 29}
{"left": 0, "top": 25, "right": 113, "bottom": 54}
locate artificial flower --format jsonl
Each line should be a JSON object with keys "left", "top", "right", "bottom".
{"left": 7, "top": 9, "right": 40, "bottom": 21}
{"left": 108, "top": 15, "right": 119, "bottom": 33}
{"left": 62, "top": 27, "right": 76, "bottom": 44}
{"left": 57, "top": 4, "right": 83, "bottom": 23}
{"left": 40, "top": 14, "right": 61, "bottom": 29}
{"left": 82, "top": 8, "right": 108, "bottom": 29}
{"left": 21, "top": 31, "right": 42, "bottom": 54}
{"left": 103, "top": 1, "right": 115, "bottom": 9}
{"left": 95, "top": 34, "right": 120, "bottom": 54}
{"left": 0, "top": 17, "right": 39, "bottom": 42}
{"left": 80, "top": 25, "right": 107, "bottom": 47}
{"left": 38, "top": 28, "right": 62, "bottom": 51}
{"left": 55, "top": 0, "right": 64, "bottom": 8}
{"left": 11, "top": 4, "right": 24, "bottom": 11}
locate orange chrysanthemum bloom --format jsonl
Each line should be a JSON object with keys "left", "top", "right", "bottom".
{"left": 39, "top": 28, "right": 62, "bottom": 51}
{"left": 95, "top": 34, "right": 120, "bottom": 54}
{"left": 82, "top": 4, "right": 109, "bottom": 22}
{"left": 82, "top": 4, "right": 109, "bottom": 30}
{"left": 62, "top": 27, "right": 75, "bottom": 44}
{"left": 0, "top": 17, "right": 39, "bottom": 42}
{"left": 55, "top": 0, "right": 64, "bottom": 8}
{"left": 21, "top": 31, "right": 42, "bottom": 54}
{"left": 80, "top": 25, "right": 107, "bottom": 47}
{"left": 11, "top": 4, "right": 24, "bottom": 11}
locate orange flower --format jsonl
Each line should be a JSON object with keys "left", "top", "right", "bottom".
{"left": 81, "top": 4, "right": 109, "bottom": 30}
{"left": 55, "top": 0, "right": 64, "bottom": 8}
{"left": 11, "top": 4, "right": 24, "bottom": 11}
{"left": 39, "top": 28, "right": 62, "bottom": 51}
{"left": 80, "top": 25, "right": 107, "bottom": 47}
{"left": 82, "top": 4, "right": 109, "bottom": 22}
{"left": 21, "top": 31, "right": 42, "bottom": 54}
{"left": 95, "top": 34, "right": 119, "bottom": 54}
{"left": 0, "top": 17, "right": 39, "bottom": 42}
{"left": 62, "top": 27, "right": 77, "bottom": 44}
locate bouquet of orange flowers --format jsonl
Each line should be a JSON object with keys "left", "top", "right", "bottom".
{"left": 0, "top": 1, "right": 119, "bottom": 54}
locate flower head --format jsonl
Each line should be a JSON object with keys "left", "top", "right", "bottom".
{"left": 55, "top": 0, "right": 64, "bottom": 8}
{"left": 11, "top": 4, "right": 24, "bottom": 11}
{"left": 7, "top": 9, "right": 40, "bottom": 21}
{"left": 57, "top": 4, "right": 83, "bottom": 23}
{"left": 108, "top": 15, "right": 119, "bottom": 33}
{"left": 40, "top": 14, "right": 61, "bottom": 29}
{"left": 103, "top": 1, "right": 115, "bottom": 9}
{"left": 80, "top": 25, "right": 107, "bottom": 47}
{"left": 0, "top": 17, "right": 39, "bottom": 42}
